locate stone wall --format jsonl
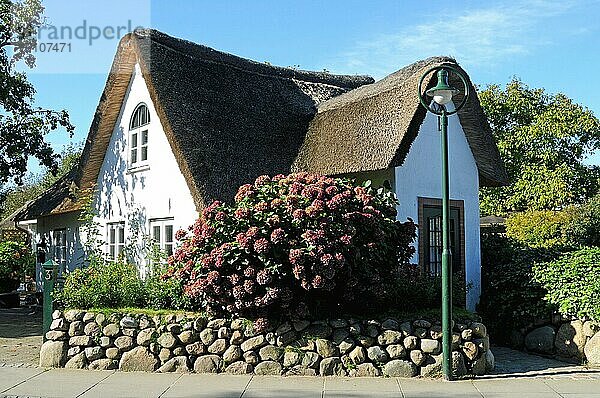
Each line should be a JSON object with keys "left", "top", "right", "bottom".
{"left": 512, "top": 317, "right": 600, "bottom": 365}
{"left": 40, "top": 310, "right": 494, "bottom": 377}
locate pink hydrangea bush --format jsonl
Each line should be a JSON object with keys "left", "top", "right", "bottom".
{"left": 165, "top": 173, "right": 416, "bottom": 318}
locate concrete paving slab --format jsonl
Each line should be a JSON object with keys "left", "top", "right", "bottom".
{"left": 0, "top": 366, "right": 46, "bottom": 393}
{"left": 477, "top": 393, "right": 560, "bottom": 398}
{"left": 323, "top": 377, "right": 399, "bottom": 392}
{"left": 399, "top": 379, "right": 482, "bottom": 398}
{"left": 2, "top": 368, "right": 112, "bottom": 398}
{"left": 161, "top": 373, "right": 251, "bottom": 398}
{"left": 323, "top": 392, "right": 401, "bottom": 398}
{"left": 79, "top": 371, "right": 180, "bottom": 398}
{"left": 473, "top": 378, "right": 559, "bottom": 394}
{"left": 246, "top": 376, "right": 323, "bottom": 391}
{"left": 543, "top": 379, "right": 600, "bottom": 394}
{"left": 243, "top": 376, "right": 323, "bottom": 398}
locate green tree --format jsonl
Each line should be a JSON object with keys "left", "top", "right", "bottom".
{"left": 479, "top": 78, "right": 600, "bottom": 216}
{"left": 0, "top": 0, "right": 74, "bottom": 185}
{"left": 0, "top": 142, "right": 81, "bottom": 220}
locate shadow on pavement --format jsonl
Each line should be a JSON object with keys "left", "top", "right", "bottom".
{"left": 0, "top": 307, "right": 42, "bottom": 338}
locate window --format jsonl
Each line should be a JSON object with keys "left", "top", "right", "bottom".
{"left": 106, "top": 222, "right": 125, "bottom": 261}
{"left": 52, "top": 229, "right": 67, "bottom": 276}
{"left": 150, "top": 218, "right": 174, "bottom": 256}
{"left": 129, "top": 103, "right": 150, "bottom": 167}
{"left": 418, "top": 197, "right": 465, "bottom": 276}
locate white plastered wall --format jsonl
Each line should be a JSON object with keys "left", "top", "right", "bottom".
{"left": 394, "top": 105, "right": 482, "bottom": 310}
{"left": 92, "top": 63, "right": 198, "bottom": 274}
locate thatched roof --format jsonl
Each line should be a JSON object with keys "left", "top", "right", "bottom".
{"left": 17, "top": 29, "right": 373, "bottom": 220}
{"left": 292, "top": 56, "right": 509, "bottom": 186}
{"left": 17, "top": 31, "right": 507, "bottom": 221}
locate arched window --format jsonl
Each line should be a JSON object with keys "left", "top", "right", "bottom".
{"left": 129, "top": 103, "right": 150, "bottom": 166}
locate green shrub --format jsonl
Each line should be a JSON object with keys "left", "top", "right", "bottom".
{"left": 564, "top": 194, "right": 600, "bottom": 247}
{"left": 533, "top": 247, "right": 600, "bottom": 322}
{"left": 478, "top": 232, "right": 559, "bottom": 344}
{"left": 144, "top": 263, "right": 190, "bottom": 310}
{"left": 0, "top": 241, "right": 33, "bottom": 293}
{"left": 506, "top": 209, "right": 575, "bottom": 249}
{"left": 55, "top": 261, "right": 146, "bottom": 309}
{"left": 383, "top": 264, "right": 467, "bottom": 313}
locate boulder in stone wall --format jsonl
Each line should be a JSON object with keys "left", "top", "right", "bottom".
{"left": 301, "top": 351, "right": 320, "bottom": 368}
{"left": 69, "top": 335, "right": 93, "bottom": 347}
{"left": 199, "top": 328, "right": 216, "bottom": 345}
{"left": 40, "top": 340, "right": 67, "bottom": 368}
{"left": 45, "top": 331, "right": 67, "bottom": 341}
{"left": 223, "top": 345, "right": 242, "bottom": 363}
{"left": 319, "top": 357, "right": 345, "bottom": 376}
{"left": 225, "top": 361, "right": 252, "bottom": 374}
{"left": 386, "top": 344, "right": 406, "bottom": 359}
{"left": 120, "top": 316, "right": 138, "bottom": 328}
{"left": 409, "top": 349, "right": 425, "bottom": 366}
{"left": 381, "top": 318, "right": 400, "bottom": 330}
{"left": 471, "top": 357, "right": 487, "bottom": 375}
{"left": 136, "top": 328, "right": 156, "bottom": 346}
{"left": 403, "top": 336, "right": 418, "bottom": 350}
{"left": 64, "top": 310, "right": 85, "bottom": 322}
{"left": 470, "top": 322, "right": 487, "bottom": 338}
{"left": 158, "top": 333, "right": 177, "bottom": 349}
{"left": 367, "top": 346, "right": 388, "bottom": 362}
{"left": 89, "top": 359, "right": 118, "bottom": 370}
{"left": 119, "top": 346, "right": 159, "bottom": 372}
{"left": 84, "top": 322, "right": 100, "bottom": 336}
{"left": 157, "top": 356, "right": 190, "bottom": 373}
{"left": 243, "top": 350, "right": 259, "bottom": 365}
{"left": 193, "top": 355, "right": 223, "bottom": 373}
{"left": 69, "top": 321, "right": 83, "bottom": 336}
{"left": 185, "top": 341, "right": 205, "bottom": 356}
{"left": 285, "top": 365, "right": 317, "bottom": 376}
{"left": 451, "top": 351, "right": 467, "bottom": 378}
{"left": 283, "top": 350, "right": 301, "bottom": 367}
{"left": 84, "top": 346, "right": 104, "bottom": 362}
{"left": 584, "top": 331, "right": 600, "bottom": 366}
{"left": 420, "top": 339, "right": 441, "bottom": 355}
{"left": 348, "top": 346, "right": 366, "bottom": 364}
{"left": 462, "top": 341, "right": 479, "bottom": 361}
{"left": 50, "top": 318, "right": 67, "bottom": 331}
{"left": 241, "top": 335, "right": 265, "bottom": 352}
{"left": 555, "top": 320, "right": 586, "bottom": 359}
{"left": 103, "top": 323, "right": 120, "bottom": 337}
{"left": 259, "top": 345, "right": 282, "bottom": 361}
{"left": 316, "top": 339, "right": 338, "bottom": 358}
{"left": 178, "top": 330, "right": 197, "bottom": 345}
{"left": 338, "top": 338, "right": 354, "bottom": 355}
{"left": 106, "top": 347, "right": 120, "bottom": 360}
{"left": 485, "top": 349, "right": 495, "bottom": 372}
{"left": 524, "top": 326, "right": 555, "bottom": 354}
{"left": 350, "top": 363, "right": 381, "bottom": 377}
{"left": 420, "top": 354, "right": 442, "bottom": 377}
{"left": 114, "top": 336, "right": 134, "bottom": 351}
{"left": 208, "top": 339, "right": 228, "bottom": 355}
{"left": 65, "top": 352, "right": 87, "bottom": 369}
{"left": 383, "top": 360, "right": 417, "bottom": 377}
{"left": 377, "top": 330, "right": 402, "bottom": 345}
{"left": 254, "top": 360, "right": 282, "bottom": 375}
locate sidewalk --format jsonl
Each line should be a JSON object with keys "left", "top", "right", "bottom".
{"left": 1, "top": 347, "right": 599, "bottom": 398}
{"left": 1, "top": 365, "right": 599, "bottom": 398}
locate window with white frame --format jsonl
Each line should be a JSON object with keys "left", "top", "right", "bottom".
{"left": 106, "top": 222, "right": 125, "bottom": 261}
{"left": 129, "top": 103, "right": 150, "bottom": 168}
{"left": 150, "top": 218, "right": 174, "bottom": 256}
{"left": 52, "top": 229, "right": 67, "bottom": 276}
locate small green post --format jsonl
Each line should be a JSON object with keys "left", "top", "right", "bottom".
{"left": 42, "top": 260, "right": 57, "bottom": 341}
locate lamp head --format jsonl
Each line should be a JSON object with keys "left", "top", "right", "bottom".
{"left": 426, "top": 69, "right": 459, "bottom": 105}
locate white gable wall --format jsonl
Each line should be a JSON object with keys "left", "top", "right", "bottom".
{"left": 394, "top": 105, "right": 481, "bottom": 310}
{"left": 93, "top": 63, "right": 198, "bottom": 272}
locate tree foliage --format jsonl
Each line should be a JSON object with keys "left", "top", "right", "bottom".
{"left": 0, "top": 142, "right": 81, "bottom": 220}
{"left": 479, "top": 78, "right": 600, "bottom": 215}
{"left": 0, "top": 0, "right": 74, "bottom": 185}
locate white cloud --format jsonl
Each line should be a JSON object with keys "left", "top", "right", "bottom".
{"left": 332, "top": 1, "right": 584, "bottom": 78}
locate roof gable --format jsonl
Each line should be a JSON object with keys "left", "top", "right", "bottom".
{"left": 292, "top": 57, "right": 509, "bottom": 186}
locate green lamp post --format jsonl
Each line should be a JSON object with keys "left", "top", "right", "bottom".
{"left": 418, "top": 66, "right": 469, "bottom": 381}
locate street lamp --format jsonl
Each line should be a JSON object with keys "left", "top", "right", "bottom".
{"left": 418, "top": 66, "right": 469, "bottom": 381}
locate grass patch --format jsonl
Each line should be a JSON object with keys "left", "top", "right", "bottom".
{"left": 70, "top": 307, "right": 208, "bottom": 318}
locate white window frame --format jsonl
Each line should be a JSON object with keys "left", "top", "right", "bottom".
{"left": 129, "top": 103, "right": 150, "bottom": 169}
{"left": 149, "top": 218, "right": 174, "bottom": 257}
{"left": 52, "top": 229, "right": 67, "bottom": 276}
{"left": 106, "top": 222, "right": 125, "bottom": 261}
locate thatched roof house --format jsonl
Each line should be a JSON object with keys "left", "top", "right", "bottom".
{"left": 17, "top": 29, "right": 507, "bottom": 309}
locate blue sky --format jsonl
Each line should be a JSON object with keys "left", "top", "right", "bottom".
{"left": 25, "top": 0, "right": 600, "bottom": 174}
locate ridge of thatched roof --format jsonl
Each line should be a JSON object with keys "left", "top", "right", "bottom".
{"left": 17, "top": 29, "right": 374, "bottom": 220}
{"left": 292, "top": 56, "right": 509, "bottom": 186}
